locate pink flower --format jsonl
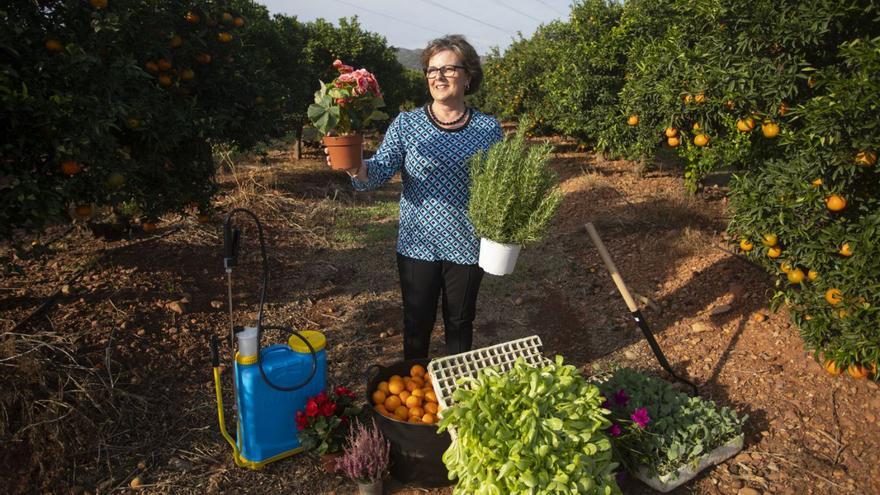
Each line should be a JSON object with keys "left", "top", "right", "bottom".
{"left": 614, "top": 389, "right": 629, "bottom": 407}
{"left": 333, "top": 59, "right": 353, "bottom": 74}
{"left": 305, "top": 399, "right": 319, "bottom": 417}
{"left": 608, "top": 424, "right": 622, "bottom": 437}
{"left": 356, "top": 77, "right": 368, "bottom": 95}
{"left": 631, "top": 407, "right": 651, "bottom": 429}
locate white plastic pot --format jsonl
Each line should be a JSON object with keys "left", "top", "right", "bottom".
{"left": 478, "top": 238, "right": 522, "bottom": 276}
{"left": 633, "top": 434, "right": 744, "bottom": 492}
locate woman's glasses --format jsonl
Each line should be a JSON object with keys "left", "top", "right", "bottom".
{"left": 425, "top": 65, "right": 467, "bottom": 79}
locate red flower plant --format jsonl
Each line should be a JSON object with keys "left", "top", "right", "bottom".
{"left": 296, "top": 386, "right": 363, "bottom": 455}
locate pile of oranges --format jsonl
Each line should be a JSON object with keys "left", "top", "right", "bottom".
{"left": 372, "top": 364, "right": 440, "bottom": 425}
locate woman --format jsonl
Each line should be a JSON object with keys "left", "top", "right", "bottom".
{"left": 325, "top": 35, "right": 503, "bottom": 359}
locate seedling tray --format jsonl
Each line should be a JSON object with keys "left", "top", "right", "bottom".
{"left": 633, "top": 433, "right": 744, "bottom": 492}
{"left": 427, "top": 335, "right": 550, "bottom": 438}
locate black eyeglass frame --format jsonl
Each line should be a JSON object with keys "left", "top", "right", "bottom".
{"left": 424, "top": 65, "right": 468, "bottom": 79}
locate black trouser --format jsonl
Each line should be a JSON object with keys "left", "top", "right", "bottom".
{"left": 397, "top": 253, "right": 484, "bottom": 359}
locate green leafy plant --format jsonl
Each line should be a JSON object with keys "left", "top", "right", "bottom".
{"left": 597, "top": 368, "right": 746, "bottom": 478}
{"left": 307, "top": 60, "right": 388, "bottom": 136}
{"left": 438, "top": 356, "right": 621, "bottom": 494}
{"left": 467, "top": 124, "right": 562, "bottom": 245}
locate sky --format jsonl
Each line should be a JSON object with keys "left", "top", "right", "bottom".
{"left": 263, "top": 0, "right": 572, "bottom": 55}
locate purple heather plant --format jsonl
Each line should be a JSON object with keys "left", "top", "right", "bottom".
{"left": 336, "top": 419, "right": 391, "bottom": 483}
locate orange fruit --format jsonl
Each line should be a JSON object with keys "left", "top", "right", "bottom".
{"left": 855, "top": 150, "right": 876, "bottom": 166}
{"left": 694, "top": 134, "right": 709, "bottom": 147}
{"left": 405, "top": 395, "right": 422, "bottom": 409}
{"left": 222, "top": 12, "right": 234, "bottom": 23}
{"left": 847, "top": 364, "right": 868, "bottom": 380}
{"left": 218, "top": 32, "right": 233, "bottom": 43}
{"left": 394, "top": 406, "right": 409, "bottom": 420}
{"left": 142, "top": 222, "right": 158, "bottom": 233}
{"left": 736, "top": 117, "right": 755, "bottom": 132}
{"left": 839, "top": 243, "right": 852, "bottom": 257}
{"left": 824, "top": 360, "right": 841, "bottom": 375}
{"left": 725, "top": 99, "right": 735, "bottom": 110}
{"left": 405, "top": 380, "right": 419, "bottom": 392}
{"left": 410, "top": 364, "right": 426, "bottom": 378}
{"left": 692, "top": 122, "right": 701, "bottom": 131}
{"left": 824, "top": 288, "right": 843, "bottom": 306}
{"left": 89, "top": 0, "right": 107, "bottom": 8}
{"left": 761, "top": 233, "right": 777, "bottom": 247}
{"left": 158, "top": 75, "right": 173, "bottom": 87}
{"left": 169, "top": 35, "right": 183, "bottom": 48}
{"left": 45, "top": 39, "right": 63, "bottom": 52}
{"left": 410, "top": 376, "right": 424, "bottom": 387}
{"left": 234, "top": 17, "right": 245, "bottom": 27}
{"left": 377, "top": 381, "right": 389, "bottom": 393}
{"left": 408, "top": 406, "right": 424, "bottom": 418}
{"left": 374, "top": 404, "right": 388, "bottom": 416}
{"left": 739, "top": 239, "right": 753, "bottom": 251}
{"left": 767, "top": 246, "right": 782, "bottom": 259}
{"left": 398, "top": 390, "right": 410, "bottom": 403}
{"left": 807, "top": 270, "right": 818, "bottom": 281}
{"left": 180, "top": 69, "right": 195, "bottom": 81}
{"left": 779, "top": 262, "right": 793, "bottom": 273}
{"left": 126, "top": 117, "right": 140, "bottom": 129}
{"left": 826, "top": 195, "right": 846, "bottom": 212}
{"left": 811, "top": 178, "right": 822, "bottom": 187}
{"left": 684, "top": 94, "right": 693, "bottom": 104}
{"left": 157, "top": 58, "right": 172, "bottom": 71}
{"left": 196, "top": 53, "right": 212, "bottom": 64}
{"left": 185, "top": 11, "right": 200, "bottom": 24}
{"left": 389, "top": 374, "right": 403, "bottom": 383}
{"left": 761, "top": 122, "right": 780, "bottom": 138}
{"left": 665, "top": 127, "right": 678, "bottom": 138}
{"left": 667, "top": 136, "right": 680, "bottom": 147}
{"left": 836, "top": 308, "right": 848, "bottom": 319}
{"left": 372, "top": 390, "right": 386, "bottom": 405}
{"left": 421, "top": 413, "right": 436, "bottom": 424}
{"left": 425, "top": 391, "right": 437, "bottom": 403}
{"left": 408, "top": 416, "right": 422, "bottom": 424}
{"left": 60, "top": 160, "right": 82, "bottom": 176}
{"left": 786, "top": 268, "right": 805, "bottom": 284}
{"left": 411, "top": 388, "right": 425, "bottom": 399}
{"left": 695, "top": 92, "right": 706, "bottom": 104}
{"left": 384, "top": 395, "right": 402, "bottom": 411}
{"left": 388, "top": 380, "right": 404, "bottom": 395}
{"left": 145, "top": 61, "right": 159, "bottom": 73}
{"left": 424, "top": 402, "right": 438, "bottom": 415}
{"left": 627, "top": 115, "right": 639, "bottom": 126}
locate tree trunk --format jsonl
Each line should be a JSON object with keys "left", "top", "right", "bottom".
{"left": 294, "top": 120, "right": 304, "bottom": 160}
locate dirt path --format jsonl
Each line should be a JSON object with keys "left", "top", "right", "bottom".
{"left": 2, "top": 139, "right": 878, "bottom": 495}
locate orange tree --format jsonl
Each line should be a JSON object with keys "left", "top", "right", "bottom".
{"left": 728, "top": 35, "right": 880, "bottom": 378}
{"left": 0, "top": 0, "right": 305, "bottom": 236}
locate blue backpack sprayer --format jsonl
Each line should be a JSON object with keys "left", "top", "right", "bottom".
{"left": 211, "top": 208, "right": 328, "bottom": 469}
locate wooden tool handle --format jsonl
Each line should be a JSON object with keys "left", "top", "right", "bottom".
{"left": 585, "top": 222, "right": 638, "bottom": 312}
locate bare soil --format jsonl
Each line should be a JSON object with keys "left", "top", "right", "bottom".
{"left": 2, "top": 137, "right": 878, "bottom": 495}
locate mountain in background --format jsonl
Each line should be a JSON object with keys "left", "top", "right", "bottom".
{"left": 395, "top": 47, "right": 487, "bottom": 71}
{"left": 395, "top": 47, "right": 423, "bottom": 71}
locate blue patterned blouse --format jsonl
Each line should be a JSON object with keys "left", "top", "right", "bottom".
{"left": 351, "top": 106, "right": 503, "bottom": 264}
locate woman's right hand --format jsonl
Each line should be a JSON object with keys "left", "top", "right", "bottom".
{"left": 324, "top": 147, "right": 364, "bottom": 178}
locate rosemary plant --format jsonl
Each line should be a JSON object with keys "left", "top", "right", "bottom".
{"left": 468, "top": 125, "right": 562, "bottom": 245}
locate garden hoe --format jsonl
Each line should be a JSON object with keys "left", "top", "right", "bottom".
{"left": 585, "top": 222, "right": 699, "bottom": 396}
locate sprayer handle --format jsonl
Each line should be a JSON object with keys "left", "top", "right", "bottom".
{"left": 211, "top": 334, "right": 220, "bottom": 368}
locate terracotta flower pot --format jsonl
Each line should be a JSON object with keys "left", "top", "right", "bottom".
{"left": 320, "top": 452, "right": 343, "bottom": 473}
{"left": 323, "top": 134, "right": 363, "bottom": 171}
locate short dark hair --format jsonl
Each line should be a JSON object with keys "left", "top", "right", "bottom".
{"left": 420, "top": 35, "right": 483, "bottom": 95}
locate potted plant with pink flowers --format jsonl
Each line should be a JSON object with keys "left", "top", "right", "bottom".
{"left": 307, "top": 60, "right": 388, "bottom": 170}
{"left": 336, "top": 419, "right": 391, "bottom": 495}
